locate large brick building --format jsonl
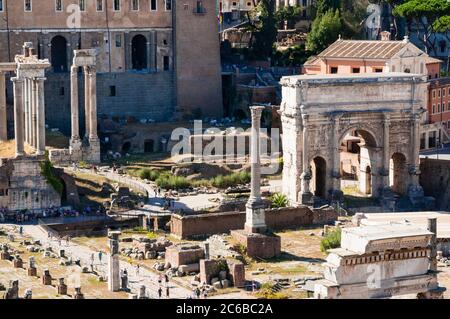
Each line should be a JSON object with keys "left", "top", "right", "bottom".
{"left": 0, "top": 0, "right": 223, "bottom": 135}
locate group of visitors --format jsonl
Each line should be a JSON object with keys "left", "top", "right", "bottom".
{"left": 187, "top": 286, "right": 208, "bottom": 299}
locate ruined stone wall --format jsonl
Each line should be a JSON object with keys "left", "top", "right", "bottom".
{"left": 170, "top": 206, "right": 337, "bottom": 239}
{"left": 4, "top": 157, "right": 61, "bottom": 211}
{"left": 420, "top": 158, "right": 450, "bottom": 210}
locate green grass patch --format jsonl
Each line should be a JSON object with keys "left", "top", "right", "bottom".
{"left": 320, "top": 228, "right": 341, "bottom": 252}
{"left": 40, "top": 159, "right": 63, "bottom": 195}
{"left": 211, "top": 171, "right": 250, "bottom": 189}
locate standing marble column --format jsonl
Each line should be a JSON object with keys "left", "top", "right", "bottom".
{"left": 24, "top": 78, "right": 29, "bottom": 144}
{"left": 244, "top": 106, "right": 267, "bottom": 234}
{"left": 408, "top": 112, "right": 424, "bottom": 202}
{"left": 36, "top": 77, "right": 46, "bottom": 155}
{"left": 88, "top": 67, "right": 98, "bottom": 140}
{"left": 12, "top": 78, "right": 25, "bottom": 156}
{"left": 84, "top": 66, "right": 90, "bottom": 139}
{"left": 0, "top": 72, "right": 7, "bottom": 141}
{"left": 108, "top": 231, "right": 121, "bottom": 292}
{"left": 382, "top": 114, "right": 391, "bottom": 190}
{"left": 31, "top": 78, "right": 38, "bottom": 149}
{"left": 70, "top": 66, "right": 80, "bottom": 142}
{"left": 300, "top": 114, "right": 312, "bottom": 204}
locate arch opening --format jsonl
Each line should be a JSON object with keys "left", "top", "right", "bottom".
{"left": 51, "top": 36, "right": 68, "bottom": 73}
{"left": 390, "top": 152, "right": 408, "bottom": 195}
{"left": 131, "top": 34, "right": 148, "bottom": 71}
{"left": 311, "top": 156, "right": 327, "bottom": 199}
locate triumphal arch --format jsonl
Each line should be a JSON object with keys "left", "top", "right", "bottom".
{"left": 280, "top": 73, "right": 428, "bottom": 206}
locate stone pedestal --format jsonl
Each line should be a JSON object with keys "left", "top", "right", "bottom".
{"left": 42, "top": 269, "right": 52, "bottom": 285}
{"left": 13, "top": 256, "right": 23, "bottom": 268}
{"left": 57, "top": 278, "right": 68, "bottom": 295}
{"left": 108, "top": 231, "right": 121, "bottom": 292}
{"left": 1, "top": 251, "right": 10, "bottom": 260}
{"left": 4, "top": 280, "right": 19, "bottom": 299}
{"left": 244, "top": 201, "right": 267, "bottom": 234}
{"left": 27, "top": 267, "right": 37, "bottom": 277}
{"left": 74, "top": 287, "right": 84, "bottom": 299}
{"left": 231, "top": 229, "right": 281, "bottom": 259}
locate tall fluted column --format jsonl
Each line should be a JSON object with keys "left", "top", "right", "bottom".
{"left": 24, "top": 78, "right": 29, "bottom": 144}
{"left": 382, "top": 114, "right": 390, "bottom": 189}
{"left": 36, "top": 77, "right": 46, "bottom": 155}
{"left": 70, "top": 66, "right": 80, "bottom": 142}
{"left": 0, "top": 72, "right": 7, "bottom": 141}
{"left": 244, "top": 105, "right": 267, "bottom": 234}
{"left": 88, "top": 67, "right": 98, "bottom": 140}
{"left": 84, "top": 66, "right": 90, "bottom": 139}
{"left": 31, "top": 78, "right": 38, "bottom": 149}
{"left": 12, "top": 78, "right": 25, "bottom": 156}
{"left": 300, "top": 114, "right": 312, "bottom": 204}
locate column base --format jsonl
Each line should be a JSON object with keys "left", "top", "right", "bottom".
{"left": 299, "top": 191, "right": 313, "bottom": 205}
{"left": 408, "top": 184, "right": 425, "bottom": 206}
{"left": 245, "top": 200, "right": 267, "bottom": 234}
{"left": 231, "top": 229, "right": 281, "bottom": 259}
{"left": 87, "top": 138, "right": 101, "bottom": 164}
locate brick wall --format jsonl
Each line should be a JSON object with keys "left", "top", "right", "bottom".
{"left": 420, "top": 158, "right": 450, "bottom": 210}
{"left": 170, "top": 206, "right": 337, "bottom": 239}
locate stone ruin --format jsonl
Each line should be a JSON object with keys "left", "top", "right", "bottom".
{"left": 313, "top": 221, "right": 446, "bottom": 299}
{"left": 49, "top": 49, "right": 100, "bottom": 164}
{"left": 121, "top": 236, "right": 171, "bottom": 261}
{"left": 57, "top": 278, "right": 68, "bottom": 295}
{"left": 108, "top": 231, "right": 121, "bottom": 292}
{"left": 199, "top": 258, "right": 245, "bottom": 290}
{"left": 42, "top": 269, "right": 52, "bottom": 286}
{"left": 3, "top": 280, "right": 19, "bottom": 299}
{"left": 74, "top": 287, "right": 84, "bottom": 299}
{"left": 0, "top": 43, "right": 61, "bottom": 212}
{"left": 27, "top": 256, "right": 37, "bottom": 276}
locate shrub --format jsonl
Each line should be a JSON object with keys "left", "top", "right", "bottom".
{"left": 320, "top": 228, "right": 341, "bottom": 252}
{"left": 255, "top": 282, "right": 289, "bottom": 299}
{"left": 156, "top": 174, "right": 191, "bottom": 190}
{"left": 40, "top": 160, "right": 63, "bottom": 195}
{"left": 211, "top": 171, "right": 250, "bottom": 189}
{"left": 138, "top": 169, "right": 160, "bottom": 181}
{"left": 270, "top": 193, "right": 289, "bottom": 208}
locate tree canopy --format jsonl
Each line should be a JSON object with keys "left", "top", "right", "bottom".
{"left": 306, "top": 9, "right": 343, "bottom": 54}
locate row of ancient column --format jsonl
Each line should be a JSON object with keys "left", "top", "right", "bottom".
{"left": 12, "top": 76, "right": 46, "bottom": 156}
{"left": 70, "top": 65, "right": 98, "bottom": 144}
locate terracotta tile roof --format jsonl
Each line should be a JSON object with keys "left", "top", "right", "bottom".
{"left": 318, "top": 39, "right": 409, "bottom": 60}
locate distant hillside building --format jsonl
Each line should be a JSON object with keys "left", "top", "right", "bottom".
{"left": 0, "top": 0, "right": 223, "bottom": 135}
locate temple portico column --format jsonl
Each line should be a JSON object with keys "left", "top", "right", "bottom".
{"left": 0, "top": 72, "right": 7, "bottom": 141}
{"left": 31, "top": 78, "right": 38, "bottom": 149}
{"left": 12, "top": 77, "right": 25, "bottom": 156}
{"left": 244, "top": 105, "right": 267, "bottom": 234}
{"left": 411, "top": 113, "right": 421, "bottom": 185}
{"left": 382, "top": 114, "right": 390, "bottom": 190}
{"left": 24, "top": 78, "right": 29, "bottom": 144}
{"left": 88, "top": 67, "right": 98, "bottom": 141}
{"left": 70, "top": 65, "right": 80, "bottom": 143}
{"left": 84, "top": 66, "right": 90, "bottom": 139}
{"left": 36, "top": 77, "right": 46, "bottom": 155}
{"left": 300, "top": 114, "right": 312, "bottom": 204}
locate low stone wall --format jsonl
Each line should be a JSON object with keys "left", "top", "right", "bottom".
{"left": 170, "top": 205, "right": 337, "bottom": 239}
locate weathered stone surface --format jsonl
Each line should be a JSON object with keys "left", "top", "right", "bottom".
{"left": 165, "top": 243, "right": 205, "bottom": 268}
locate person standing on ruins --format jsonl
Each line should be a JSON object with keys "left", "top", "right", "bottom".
{"left": 158, "top": 287, "right": 162, "bottom": 299}
{"left": 166, "top": 286, "right": 170, "bottom": 298}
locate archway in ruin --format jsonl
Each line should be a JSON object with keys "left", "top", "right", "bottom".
{"left": 311, "top": 156, "right": 327, "bottom": 198}
{"left": 51, "top": 36, "right": 68, "bottom": 73}
{"left": 131, "top": 34, "right": 148, "bottom": 71}
{"left": 390, "top": 152, "right": 408, "bottom": 195}
{"left": 339, "top": 128, "right": 378, "bottom": 197}
{"left": 144, "top": 139, "right": 155, "bottom": 153}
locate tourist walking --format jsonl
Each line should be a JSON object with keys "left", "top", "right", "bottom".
{"left": 98, "top": 251, "right": 103, "bottom": 264}
{"left": 158, "top": 287, "right": 162, "bottom": 299}
{"left": 166, "top": 286, "right": 170, "bottom": 298}
{"left": 135, "top": 264, "right": 140, "bottom": 276}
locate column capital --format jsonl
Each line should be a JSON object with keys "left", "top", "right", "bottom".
{"left": 249, "top": 105, "right": 264, "bottom": 119}
{"left": 11, "top": 77, "right": 24, "bottom": 83}
{"left": 71, "top": 65, "right": 78, "bottom": 73}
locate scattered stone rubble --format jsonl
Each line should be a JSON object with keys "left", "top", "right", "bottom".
{"left": 120, "top": 237, "right": 172, "bottom": 261}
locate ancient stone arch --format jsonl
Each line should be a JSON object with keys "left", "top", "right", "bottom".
{"left": 280, "top": 73, "right": 427, "bottom": 205}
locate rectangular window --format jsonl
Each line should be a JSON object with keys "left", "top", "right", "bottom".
{"left": 113, "top": 0, "right": 121, "bottom": 11}
{"left": 0, "top": 0, "right": 3, "bottom": 12}
{"left": 132, "top": 0, "right": 139, "bottom": 11}
{"left": 374, "top": 68, "right": 383, "bottom": 73}
{"left": 165, "top": 0, "right": 172, "bottom": 11}
{"left": 163, "top": 56, "right": 170, "bottom": 71}
{"left": 109, "top": 86, "right": 117, "bottom": 97}
{"left": 432, "top": 104, "right": 436, "bottom": 114}
{"left": 330, "top": 67, "right": 338, "bottom": 74}
{"left": 24, "top": 0, "right": 32, "bottom": 11}
{"left": 432, "top": 90, "right": 436, "bottom": 99}
{"left": 115, "top": 34, "right": 122, "bottom": 47}
{"left": 438, "top": 89, "right": 441, "bottom": 98}
{"left": 352, "top": 67, "right": 360, "bottom": 74}
{"left": 150, "top": 0, "right": 157, "bottom": 11}
{"left": 97, "top": 0, "right": 104, "bottom": 11}
{"left": 444, "top": 89, "right": 446, "bottom": 97}
{"left": 79, "top": 0, "right": 85, "bottom": 11}
{"left": 194, "top": 1, "right": 206, "bottom": 13}
{"left": 60, "top": 87, "right": 65, "bottom": 96}
{"left": 438, "top": 103, "right": 441, "bottom": 113}
{"left": 55, "top": 0, "right": 62, "bottom": 11}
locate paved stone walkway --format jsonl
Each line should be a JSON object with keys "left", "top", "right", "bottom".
{"left": 12, "top": 223, "right": 192, "bottom": 299}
